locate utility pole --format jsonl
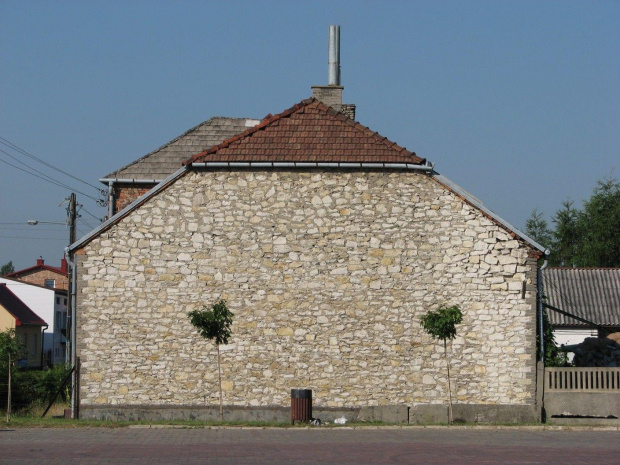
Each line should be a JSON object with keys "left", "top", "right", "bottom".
{"left": 66, "top": 193, "right": 76, "bottom": 364}
{"left": 67, "top": 193, "right": 78, "bottom": 419}
{"left": 69, "top": 193, "right": 76, "bottom": 245}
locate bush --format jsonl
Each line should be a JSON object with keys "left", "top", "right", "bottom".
{"left": 1, "top": 364, "right": 71, "bottom": 412}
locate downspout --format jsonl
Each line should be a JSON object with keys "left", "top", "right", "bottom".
{"left": 107, "top": 180, "right": 115, "bottom": 219}
{"left": 537, "top": 256, "right": 549, "bottom": 362}
{"left": 65, "top": 247, "right": 78, "bottom": 419}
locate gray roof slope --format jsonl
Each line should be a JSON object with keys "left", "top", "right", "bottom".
{"left": 542, "top": 268, "right": 620, "bottom": 327}
{"left": 102, "top": 117, "right": 260, "bottom": 181}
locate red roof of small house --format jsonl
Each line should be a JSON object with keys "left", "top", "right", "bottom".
{"left": 6, "top": 257, "right": 68, "bottom": 279}
{"left": 185, "top": 98, "right": 426, "bottom": 165}
{"left": 0, "top": 284, "right": 47, "bottom": 326}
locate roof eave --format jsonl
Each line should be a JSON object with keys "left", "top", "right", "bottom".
{"left": 433, "top": 173, "right": 548, "bottom": 255}
{"left": 69, "top": 165, "right": 191, "bottom": 253}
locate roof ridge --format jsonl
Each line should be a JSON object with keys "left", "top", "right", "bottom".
{"left": 184, "top": 98, "right": 425, "bottom": 165}
{"left": 6, "top": 264, "right": 67, "bottom": 277}
{"left": 184, "top": 98, "right": 318, "bottom": 165}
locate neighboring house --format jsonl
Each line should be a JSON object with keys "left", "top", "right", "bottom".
{"left": 0, "top": 276, "right": 67, "bottom": 365}
{"left": 100, "top": 117, "right": 261, "bottom": 217}
{"left": 70, "top": 87, "right": 545, "bottom": 422}
{"left": 0, "top": 283, "right": 47, "bottom": 368}
{"left": 542, "top": 267, "right": 620, "bottom": 349}
{"left": 6, "top": 257, "right": 69, "bottom": 291}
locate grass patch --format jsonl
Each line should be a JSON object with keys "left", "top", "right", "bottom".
{"left": 2, "top": 416, "right": 296, "bottom": 429}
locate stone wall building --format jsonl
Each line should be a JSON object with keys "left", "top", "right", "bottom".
{"left": 71, "top": 98, "right": 545, "bottom": 423}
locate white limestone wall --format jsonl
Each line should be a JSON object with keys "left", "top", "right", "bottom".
{"left": 76, "top": 170, "right": 538, "bottom": 408}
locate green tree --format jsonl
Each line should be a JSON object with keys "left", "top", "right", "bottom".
{"left": 531, "top": 175, "right": 620, "bottom": 267}
{"left": 188, "top": 299, "right": 234, "bottom": 422}
{"left": 550, "top": 200, "right": 582, "bottom": 267}
{"left": 420, "top": 305, "right": 463, "bottom": 424}
{"left": 1, "top": 261, "right": 15, "bottom": 276}
{"left": 525, "top": 209, "right": 552, "bottom": 250}
{"left": 577, "top": 177, "right": 620, "bottom": 267}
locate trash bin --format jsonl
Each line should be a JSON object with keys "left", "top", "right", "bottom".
{"left": 291, "top": 389, "right": 312, "bottom": 424}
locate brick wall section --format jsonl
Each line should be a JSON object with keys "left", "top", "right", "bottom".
{"left": 76, "top": 169, "right": 538, "bottom": 409}
{"left": 113, "top": 183, "right": 155, "bottom": 215}
{"left": 15, "top": 270, "right": 68, "bottom": 290}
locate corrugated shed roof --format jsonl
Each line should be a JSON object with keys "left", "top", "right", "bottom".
{"left": 186, "top": 98, "right": 426, "bottom": 165}
{"left": 542, "top": 268, "right": 620, "bottom": 327}
{"left": 0, "top": 284, "right": 47, "bottom": 326}
{"left": 102, "top": 117, "right": 260, "bottom": 181}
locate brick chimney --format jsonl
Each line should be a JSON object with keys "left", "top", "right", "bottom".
{"left": 37, "top": 257, "right": 44, "bottom": 266}
{"left": 312, "top": 25, "right": 355, "bottom": 120}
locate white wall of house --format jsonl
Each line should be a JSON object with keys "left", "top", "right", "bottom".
{"left": 0, "top": 277, "right": 67, "bottom": 364}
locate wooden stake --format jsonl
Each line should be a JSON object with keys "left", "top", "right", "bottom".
{"left": 217, "top": 344, "right": 223, "bottom": 422}
{"left": 445, "top": 339, "right": 453, "bottom": 425}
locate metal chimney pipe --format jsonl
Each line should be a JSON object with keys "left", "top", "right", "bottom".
{"left": 328, "top": 25, "right": 340, "bottom": 86}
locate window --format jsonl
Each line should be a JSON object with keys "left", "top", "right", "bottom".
{"left": 44, "top": 279, "right": 56, "bottom": 288}
{"left": 56, "top": 311, "right": 61, "bottom": 327}
{"left": 64, "top": 298, "right": 67, "bottom": 305}
{"left": 56, "top": 297, "right": 60, "bottom": 304}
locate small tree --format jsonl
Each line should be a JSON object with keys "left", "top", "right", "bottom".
{"left": 1, "top": 261, "right": 14, "bottom": 276}
{"left": 1, "top": 329, "right": 25, "bottom": 418}
{"left": 188, "top": 299, "right": 233, "bottom": 422}
{"left": 420, "top": 305, "right": 463, "bottom": 424}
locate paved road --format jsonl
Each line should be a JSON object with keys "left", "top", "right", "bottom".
{"left": 1, "top": 427, "right": 619, "bottom": 464}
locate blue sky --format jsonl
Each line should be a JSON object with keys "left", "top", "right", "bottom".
{"left": 1, "top": 1, "right": 618, "bottom": 270}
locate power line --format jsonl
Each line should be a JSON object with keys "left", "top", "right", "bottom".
{"left": 0, "top": 146, "right": 74, "bottom": 189}
{"left": 0, "top": 227, "right": 67, "bottom": 232}
{"left": 78, "top": 217, "right": 95, "bottom": 230}
{"left": 80, "top": 207, "right": 104, "bottom": 223}
{"left": 0, "top": 155, "right": 78, "bottom": 192}
{"left": 0, "top": 155, "right": 102, "bottom": 203}
{"left": 0, "top": 235, "right": 68, "bottom": 241}
{"left": 0, "top": 136, "right": 103, "bottom": 192}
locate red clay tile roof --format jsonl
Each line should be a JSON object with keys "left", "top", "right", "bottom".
{"left": 184, "top": 98, "right": 425, "bottom": 165}
{"left": 7, "top": 264, "right": 67, "bottom": 279}
{"left": 0, "top": 284, "right": 47, "bottom": 326}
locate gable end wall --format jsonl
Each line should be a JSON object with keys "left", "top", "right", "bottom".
{"left": 76, "top": 169, "right": 538, "bottom": 419}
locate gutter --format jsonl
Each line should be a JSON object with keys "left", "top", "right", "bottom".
{"left": 189, "top": 161, "right": 435, "bottom": 171}
{"left": 99, "top": 178, "right": 162, "bottom": 184}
